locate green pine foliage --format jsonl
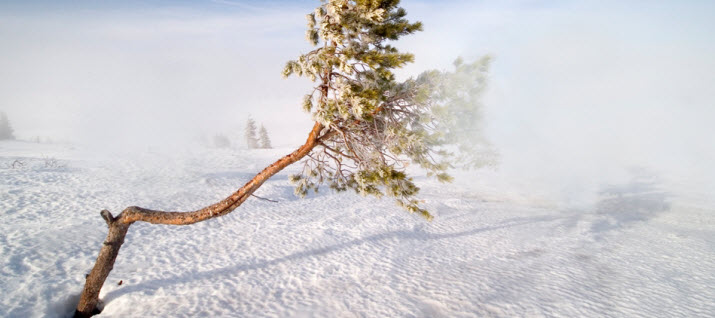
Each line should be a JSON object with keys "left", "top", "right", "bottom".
{"left": 284, "top": 0, "right": 493, "bottom": 220}
{"left": 419, "top": 57, "right": 498, "bottom": 170}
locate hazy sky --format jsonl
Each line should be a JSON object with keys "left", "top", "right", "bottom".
{"left": 1, "top": 0, "right": 714, "bottom": 196}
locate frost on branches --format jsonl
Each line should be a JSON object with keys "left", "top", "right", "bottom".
{"left": 283, "top": 0, "right": 495, "bottom": 220}
{"left": 73, "top": 2, "right": 496, "bottom": 315}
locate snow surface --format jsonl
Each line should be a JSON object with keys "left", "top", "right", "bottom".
{"left": 0, "top": 140, "right": 713, "bottom": 317}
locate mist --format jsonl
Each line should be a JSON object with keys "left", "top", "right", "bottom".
{"left": 1, "top": 0, "right": 713, "bottom": 206}
{"left": 397, "top": 0, "right": 715, "bottom": 207}
{"left": 0, "top": 2, "right": 317, "bottom": 149}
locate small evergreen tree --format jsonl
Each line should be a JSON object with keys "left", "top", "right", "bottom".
{"left": 259, "top": 125, "right": 272, "bottom": 149}
{"left": 213, "top": 134, "right": 231, "bottom": 148}
{"left": 244, "top": 117, "right": 259, "bottom": 149}
{"left": 0, "top": 112, "right": 15, "bottom": 140}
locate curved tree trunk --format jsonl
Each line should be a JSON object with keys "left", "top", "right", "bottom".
{"left": 74, "top": 122, "right": 326, "bottom": 317}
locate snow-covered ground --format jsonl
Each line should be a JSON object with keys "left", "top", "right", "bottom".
{"left": 0, "top": 140, "right": 713, "bottom": 317}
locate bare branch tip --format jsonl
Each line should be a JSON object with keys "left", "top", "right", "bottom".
{"left": 100, "top": 210, "right": 114, "bottom": 226}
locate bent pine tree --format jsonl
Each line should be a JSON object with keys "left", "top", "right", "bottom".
{"left": 75, "top": 0, "right": 493, "bottom": 316}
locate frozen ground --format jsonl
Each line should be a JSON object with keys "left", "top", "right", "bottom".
{"left": 0, "top": 140, "right": 713, "bottom": 317}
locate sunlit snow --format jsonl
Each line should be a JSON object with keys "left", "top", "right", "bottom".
{"left": 1, "top": 141, "right": 712, "bottom": 317}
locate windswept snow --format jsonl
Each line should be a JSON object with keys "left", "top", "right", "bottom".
{"left": 0, "top": 140, "right": 713, "bottom": 317}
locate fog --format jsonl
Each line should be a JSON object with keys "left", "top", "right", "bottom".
{"left": 2, "top": 0, "right": 713, "bottom": 205}
{"left": 0, "top": 1, "right": 316, "bottom": 148}
{"left": 399, "top": 0, "right": 715, "bottom": 206}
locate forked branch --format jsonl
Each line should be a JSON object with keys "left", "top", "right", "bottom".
{"left": 75, "top": 122, "right": 327, "bottom": 317}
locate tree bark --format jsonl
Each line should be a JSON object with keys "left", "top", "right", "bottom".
{"left": 75, "top": 211, "right": 128, "bottom": 317}
{"left": 74, "top": 122, "right": 326, "bottom": 317}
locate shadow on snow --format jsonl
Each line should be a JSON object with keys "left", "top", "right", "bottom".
{"left": 102, "top": 214, "right": 560, "bottom": 303}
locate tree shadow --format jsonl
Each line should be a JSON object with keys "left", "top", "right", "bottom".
{"left": 102, "top": 214, "right": 561, "bottom": 304}
{"left": 200, "top": 172, "right": 331, "bottom": 202}
{"left": 590, "top": 169, "right": 671, "bottom": 237}
{"left": 537, "top": 167, "right": 672, "bottom": 241}
{"left": 201, "top": 171, "right": 289, "bottom": 182}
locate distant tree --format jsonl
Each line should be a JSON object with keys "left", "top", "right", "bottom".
{"left": 0, "top": 112, "right": 15, "bottom": 140}
{"left": 258, "top": 125, "right": 272, "bottom": 149}
{"left": 245, "top": 117, "right": 259, "bottom": 149}
{"left": 75, "top": 1, "right": 493, "bottom": 316}
{"left": 212, "top": 134, "right": 231, "bottom": 148}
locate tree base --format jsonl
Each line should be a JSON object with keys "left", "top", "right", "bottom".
{"left": 73, "top": 303, "right": 101, "bottom": 318}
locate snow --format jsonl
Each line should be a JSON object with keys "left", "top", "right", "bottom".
{"left": 0, "top": 140, "right": 713, "bottom": 317}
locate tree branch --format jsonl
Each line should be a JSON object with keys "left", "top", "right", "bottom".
{"left": 116, "top": 122, "right": 324, "bottom": 226}
{"left": 100, "top": 210, "right": 114, "bottom": 226}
